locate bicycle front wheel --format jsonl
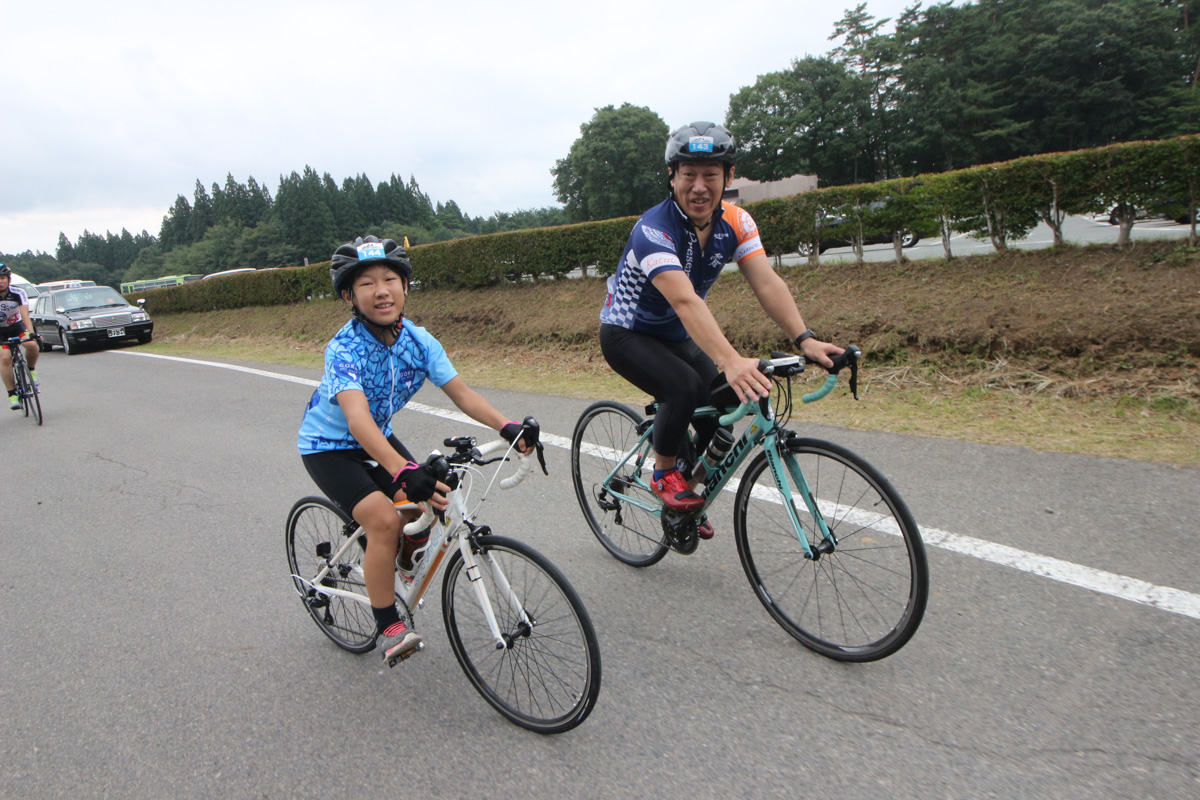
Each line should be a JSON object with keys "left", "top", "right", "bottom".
{"left": 442, "top": 535, "right": 601, "bottom": 734}
{"left": 28, "top": 384, "right": 42, "bottom": 425}
{"left": 734, "top": 438, "right": 928, "bottom": 662}
{"left": 286, "top": 496, "right": 377, "bottom": 654}
{"left": 16, "top": 361, "right": 41, "bottom": 425}
{"left": 570, "top": 401, "right": 669, "bottom": 567}
{"left": 25, "top": 373, "right": 42, "bottom": 426}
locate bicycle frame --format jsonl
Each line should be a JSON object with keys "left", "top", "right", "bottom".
{"left": 4, "top": 336, "right": 37, "bottom": 409}
{"left": 596, "top": 364, "right": 847, "bottom": 560}
{"left": 291, "top": 440, "right": 535, "bottom": 650}
{"left": 4, "top": 336, "right": 30, "bottom": 376}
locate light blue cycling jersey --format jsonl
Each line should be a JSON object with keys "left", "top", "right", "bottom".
{"left": 298, "top": 317, "right": 457, "bottom": 454}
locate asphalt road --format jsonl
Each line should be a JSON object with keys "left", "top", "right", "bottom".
{"left": 3, "top": 347, "right": 1198, "bottom": 799}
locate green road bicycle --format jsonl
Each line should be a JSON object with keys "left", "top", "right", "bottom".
{"left": 4, "top": 336, "right": 42, "bottom": 425}
{"left": 570, "top": 347, "right": 928, "bottom": 662}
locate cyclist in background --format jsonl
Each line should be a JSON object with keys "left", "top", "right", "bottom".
{"left": 298, "top": 236, "right": 537, "bottom": 664}
{"left": 0, "top": 264, "right": 40, "bottom": 410}
{"left": 598, "top": 122, "right": 842, "bottom": 538}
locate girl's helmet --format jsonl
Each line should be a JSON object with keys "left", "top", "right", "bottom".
{"left": 665, "top": 121, "right": 737, "bottom": 167}
{"left": 329, "top": 236, "right": 412, "bottom": 297}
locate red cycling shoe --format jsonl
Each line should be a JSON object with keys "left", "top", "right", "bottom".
{"left": 652, "top": 468, "right": 704, "bottom": 512}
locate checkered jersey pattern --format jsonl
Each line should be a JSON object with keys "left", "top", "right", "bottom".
{"left": 600, "top": 198, "right": 765, "bottom": 342}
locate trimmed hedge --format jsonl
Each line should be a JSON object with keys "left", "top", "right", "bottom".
{"left": 131, "top": 135, "right": 1199, "bottom": 314}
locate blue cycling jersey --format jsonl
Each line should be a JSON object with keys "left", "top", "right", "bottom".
{"left": 298, "top": 317, "right": 457, "bottom": 454}
{"left": 599, "top": 198, "right": 765, "bottom": 341}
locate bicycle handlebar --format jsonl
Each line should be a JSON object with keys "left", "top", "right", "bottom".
{"left": 475, "top": 439, "right": 535, "bottom": 489}
{"left": 717, "top": 345, "right": 861, "bottom": 426}
{"left": 396, "top": 436, "right": 536, "bottom": 534}
{"left": 401, "top": 507, "right": 437, "bottom": 536}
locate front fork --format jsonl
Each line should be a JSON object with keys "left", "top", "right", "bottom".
{"left": 764, "top": 434, "right": 837, "bottom": 560}
{"left": 458, "top": 532, "right": 532, "bottom": 651}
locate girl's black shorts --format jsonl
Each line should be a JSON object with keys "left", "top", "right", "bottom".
{"left": 301, "top": 434, "right": 416, "bottom": 516}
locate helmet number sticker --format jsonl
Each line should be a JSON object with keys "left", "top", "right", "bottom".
{"left": 687, "top": 136, "right": 714, "bottom": 153}
{"left": 357, "top": 242, "right": 385, "bottom": 259}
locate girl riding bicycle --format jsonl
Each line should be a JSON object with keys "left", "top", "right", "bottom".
{"left": 298, "top": 236, "right": 536, "bottom": 664}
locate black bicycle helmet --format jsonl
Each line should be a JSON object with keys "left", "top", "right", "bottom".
{"left": 665, "top": 121, "right": 736, "bottom": 166}
{"left": 329, "top": 236, "right": 412, "bottom": 297}
{"left": 0, "top": 264, "right": 10, "bottom": 277}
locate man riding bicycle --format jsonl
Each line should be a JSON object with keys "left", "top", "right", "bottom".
{"left": 298, "top": 236, "right": 537, "bottom": 664}
{"left": 0, "top": 265, "right": 41, "bottom": 410}
{"left": 598, "top": 121, "right": 842, "bottom": 538}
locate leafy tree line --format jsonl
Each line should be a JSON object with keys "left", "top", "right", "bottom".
{"left": 4, "top": 168, "right": 565, "bottom": 289}
{"left": 132, "top": 135, "right": 1200, "bottom": 307}
{"left": 550, "top": 2, "right": 1198, "bottom": 223}
{"left": 727, "top": 0, "right": 1200, "bottom": 186}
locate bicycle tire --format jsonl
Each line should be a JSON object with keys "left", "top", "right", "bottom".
{"left": 27, "top": 381, "right": 41, "bottom": 425}
{"left": 570, "top": 401, "right": 669, "bottom": 567}
{"left": 442, "top": 535, "right": 601, "bottom": 734}
{"left": 286, "top": 496, "right": 378, "bottom": 654}
{"left": 13, "top": 357, "right": 40, "bottom": 425}
{"left": 21, "top": 364, "right": 42, "bottom": 426}
{"left": 734, "top": 437, "right": 928, "bottom": 662}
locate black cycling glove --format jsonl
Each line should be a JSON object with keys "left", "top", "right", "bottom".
{"left": 500, "top": 416, "right": 548, "bottom": 475}
{"left": 500, "top": 421, "right": 524, "bottom": 447}
{"left": 391, "top": 460, "right": 439, "bottom": 503}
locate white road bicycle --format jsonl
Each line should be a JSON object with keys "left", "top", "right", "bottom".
{"left": 286, "top": 424, "right": 601, "bottom": 734}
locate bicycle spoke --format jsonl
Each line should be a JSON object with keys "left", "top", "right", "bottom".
{"left": 735, "top": 438, "right": 928, "bottom": 662}
{"left": 443, "top": 536, "right": 600, "bottom": 733}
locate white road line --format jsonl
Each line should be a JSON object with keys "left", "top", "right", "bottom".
{"left": 115, "top": 350, "right": 1200, "bottom": 620}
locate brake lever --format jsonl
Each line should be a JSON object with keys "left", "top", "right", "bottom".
{"left": 521, "top": 416, "right": 549, "bottom": 475}
{"left": 424, "top": 453, "right": 452, "bottom": 523}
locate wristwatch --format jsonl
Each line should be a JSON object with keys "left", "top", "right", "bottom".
{"left": 794, "top": 329, "right": 816, "bottom": 348}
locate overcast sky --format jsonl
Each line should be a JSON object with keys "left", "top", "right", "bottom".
{"left": 2, "top": 0, "right": 915, "bottom": 255}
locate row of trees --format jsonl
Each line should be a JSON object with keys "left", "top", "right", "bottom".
{"left": 728, "top": 0, "right": 1199, "bottom": 185}
{"left": 5, "top": 169, "right": 566, "bottom": 290}
{"left": 551, "top": 0, "right": 1200, "bottom": 222}
{"left": 135, "top": 136, "right": 1200, "bottom": 306}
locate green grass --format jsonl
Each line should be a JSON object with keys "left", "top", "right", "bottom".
{"left": 140, "top": 331, "right": 1200, "bottom": 468}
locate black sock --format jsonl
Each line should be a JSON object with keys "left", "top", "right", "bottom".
{"left": 372, "top": 604, "right": 401, "bottom": 634}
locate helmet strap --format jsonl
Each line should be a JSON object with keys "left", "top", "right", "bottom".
{"left": 351, "top": 302, "right": 403, "bottom": 343}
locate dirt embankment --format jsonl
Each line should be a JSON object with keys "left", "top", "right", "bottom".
{"left": 158, "top": 240, "right": 1200, "bottom": 400}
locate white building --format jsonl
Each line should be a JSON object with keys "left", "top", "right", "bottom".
{"left": 724, "top": 174, "right": 818, "bottom": 205}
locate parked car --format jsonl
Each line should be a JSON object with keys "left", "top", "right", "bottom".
{"left": 35, "top": 279, "right": 96, "bottom": 291}
{"left": 12, "top": 281, "right": 40, "bottom": 302}
{"left": 30, "top": 286, "right": 153, "bottom": 355}
{"left": 799, "top": 209, "right": 922, "bottom": 256}
{"left": 1106, "top": 201, "right": 1198, "bottom": 225}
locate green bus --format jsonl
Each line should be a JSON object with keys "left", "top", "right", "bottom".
{"left": 120, "top": 275, "right": 203, "bottom": 294}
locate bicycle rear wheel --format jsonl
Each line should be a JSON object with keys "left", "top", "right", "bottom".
{"left": 734, "top": 437, "right": 928, "bottom": 662}
{"left": 570, "top": 401, "right": 669, "bottom": 567}
{"left": 442, "top": 535, "right": 601, "bottom": 734}
{"left": 286, "top": 496, "right": 377, "bottom": 653}
{"left": 13, "top": 359, "right": 40, "bottom": 425}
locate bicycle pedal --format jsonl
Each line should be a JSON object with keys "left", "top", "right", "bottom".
{"left": 385, "top": 641, "right": 424, "bottom": 669}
